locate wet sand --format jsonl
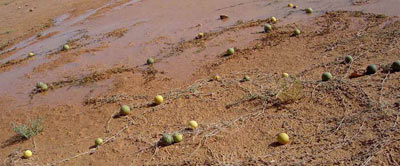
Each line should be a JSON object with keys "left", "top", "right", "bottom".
{"left": 1, "top": 0, "right": 400, "bottom": 165}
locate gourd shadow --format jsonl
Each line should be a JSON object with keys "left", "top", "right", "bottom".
{"left": 89, "top": 145, "right": 98, "bottom": 149}
{"left": 268, "top": 142, "right": 283, "bottom": 147}
{"left": 222, "top": 53, "right": 231, "bottom": 57}
{"left": 254, "top": 31, "right": 266, "bottom": 34}
{"left": 112, "top": 113, "right": 123, "bottom": 119}
{"left": 146, "top": 103, "right": 157, "bottom": 108}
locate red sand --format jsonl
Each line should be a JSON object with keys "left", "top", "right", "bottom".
{"left": 1, "top": 0, "right": 400, "bottom": 165}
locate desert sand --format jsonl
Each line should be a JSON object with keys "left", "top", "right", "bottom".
{"left": 1, "top": 0, "right": 400, "bottom": 165}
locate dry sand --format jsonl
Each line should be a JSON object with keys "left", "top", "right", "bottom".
{"left": 1, "top": 0, "right": 400, "bottom": 165}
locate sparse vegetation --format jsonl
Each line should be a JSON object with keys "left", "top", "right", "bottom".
{"left": 2, "top": 8, "right": 400, "bottom": 166}
{"left": 12, "top": 118, "right": 43, "bottom": 140}
{"left": 0, "top": 56, "right": 33, "bottom": 70}
{"left": 0, "top": 30, "right": 13, "bottom": 35}
{"left": 276, "top": 76, "right": 303, "bottom": 103}
{"left": 30, "top": 66, "right": 138, "bottom": 97}
{"left": 106, "top": 28, "right": 128, "bottom": 38}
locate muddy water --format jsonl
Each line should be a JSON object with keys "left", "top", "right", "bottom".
{"left": 0, "top": 0, "right": 399, "bottom": 110}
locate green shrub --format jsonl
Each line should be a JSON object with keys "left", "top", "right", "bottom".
{"left": 12, "top": 118, "right": 43, "bottom": 140}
